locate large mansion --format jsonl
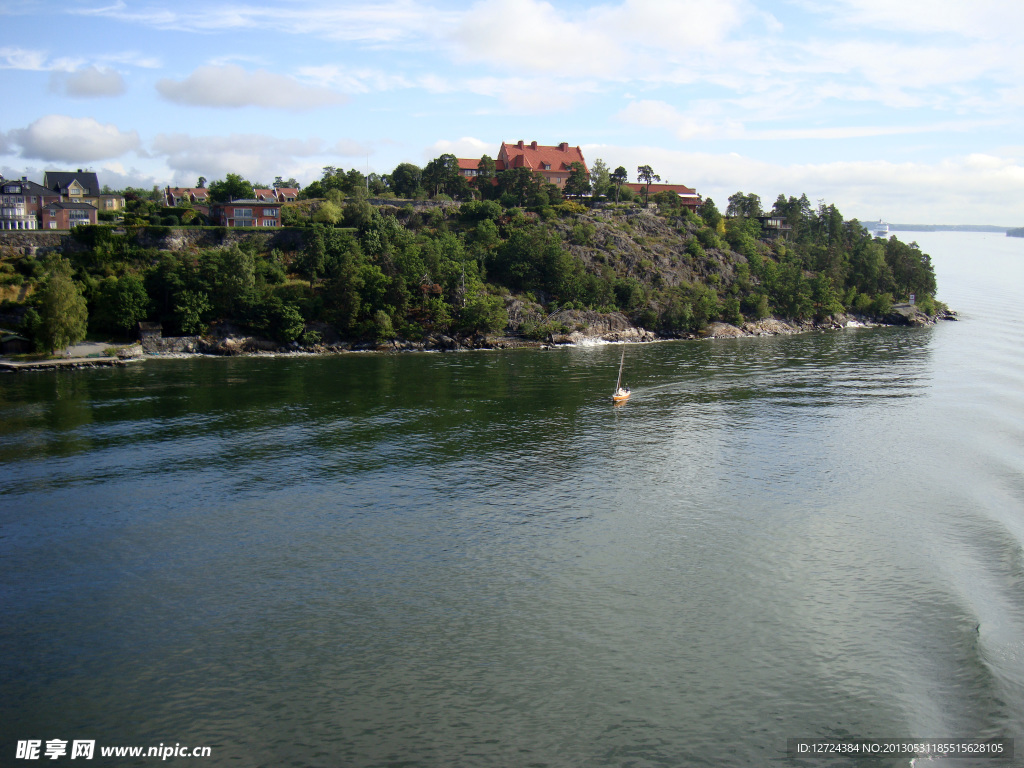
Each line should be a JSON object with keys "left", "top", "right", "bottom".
{"left": 458, "top": 140, "right": 700, "bottom": 209}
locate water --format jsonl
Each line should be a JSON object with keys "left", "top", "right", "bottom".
{"left": 2, "top": 232, "right": 1023, "bottom": 767}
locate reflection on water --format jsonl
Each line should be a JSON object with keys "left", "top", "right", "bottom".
{"left": 2, "top": 233, "right": 1024, "bottom": 767}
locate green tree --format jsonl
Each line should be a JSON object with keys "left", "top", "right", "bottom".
{"left": 422, "top": 154, "right": 469, "bottom": 199}
{"left": 174, "top": 290, "right": 211, "bottom": 335}
{"left": 700, "top": 197, "right": 723, "bottom": 230}
{"left": 589, "top": 158, "right": 610, "bottom": 199}
{"left": 34, "top": 256, "right": 88, "bottom": 354}
{"left": 637, "top": 165, "right": 660, "bottom": 205}
{"left": 610, "top": 166, "right": 628, "bottom": 203}
{"left": 208, "top": 173, "right": 255, "bottom": 203}
{"left": 727, "top": 191, "right": 762, "bottom": 218}
{"left": 95, "top": 274, "right": 149, "bottom": 333}
{"left": 458, "top": 291, "right": 508, "bottom": 334}
{"left": 496, "top": 167, "right": 547, "bottom": 208}
{"left": 563, "top": 161, "right": 591, "bottom": 197}
{"left": 475, "top": 155, "right": 498, "bottom": 198}
{"left": 388, "top": 162, "right": 423, "bottom": 198}
{"left": 313, "top": 200, "right": 343, "bottom": 225}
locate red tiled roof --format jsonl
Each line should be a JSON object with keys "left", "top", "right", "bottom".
{"left": 624, "top": 182, "right": 697, "bottom": 196}
{"left": 497, "top": 141, "right": 588, "bottom": 175}
{"left": 457, "top": 159, "right": 480, "bottom": 170}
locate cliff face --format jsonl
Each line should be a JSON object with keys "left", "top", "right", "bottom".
{"left": 547, "top": 207, "right": 739, "bottom": 290}
{"left": 0, "top": 227, "right": 307, "bottom": 255}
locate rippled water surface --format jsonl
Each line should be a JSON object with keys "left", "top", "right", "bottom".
{"left": 2, "top": 232, "right": 1023, "bottom": 767}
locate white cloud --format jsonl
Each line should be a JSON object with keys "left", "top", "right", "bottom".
{"left": 428, "top": 136, "right": 493, "bottom": 160}
{"left": 448, "top": 0, "right": 759, "bottom": 78}
{"left": 7, "top": 115, "right": 140, "bottom": 162}
{"left": 451, "top": 0, "right": 624, "bottom": 76}
{"left": 0, "top": 46, "right": 83, "bottom": 72}
{"left": 155, "top": 65, "right": 349, "bottom": 109}
{"left": 149, "top": 132, "right": 371, "bottom": 183}
{"left": 814, "top": 0, "right": 1024, "bottom": 41}
{"left": 71, "top": 0, "right": 450, "bottom": 44}
{"left": 585, "top": 143, "right": 1024, "bottom": 225}
{"left": 296, "top": 65, "right": 414, "bottom": 95}
{"left": 331, "top": 139, "right": 374, "bottom": 158}
{"left": 591, "top": 0, "right": 752, "bottom": 52}
{"left": 50, "top": 66, "right": 127, "bottom": 97}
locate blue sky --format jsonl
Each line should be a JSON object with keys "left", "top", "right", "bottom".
{"left": 2, "top": 0, "right": 1022, "bottom": 225}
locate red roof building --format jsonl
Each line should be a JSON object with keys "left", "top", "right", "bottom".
{"left": 211, "top": 200, "right": 281, "bottom": 228}
{"left": 625, "top": 182, "right": 701, "bottom": 210}
{"left": 254, "top": 188, "right": 299, "bottom": 202}
{"left": 495, "top": 141, "right": 588, "bottom": 189}
{"left": 457, "top": 159, "right": 482, "bottom": 179}
{"left": 165, "top": 187, "right": 210, "bottom": 206}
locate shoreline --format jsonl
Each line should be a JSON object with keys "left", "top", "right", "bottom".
{"left": 1, "top": 306, "right": 957, "bottom": 371}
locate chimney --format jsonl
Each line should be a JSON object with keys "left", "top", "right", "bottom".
{"left": 559, "top": 142, "right": 568, "bottom": 151}
{"left": 517, "top": 140, "right": 524, "bottom": 149}
{"left": 530, "top": 141, "right": 537, "bottom": 149}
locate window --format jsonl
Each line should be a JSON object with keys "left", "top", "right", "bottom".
{"left": 263, "top": 209, "right": 277, "bottom": 216}
{"left": 263, "top": 219, "right": 278, "bottom": 227}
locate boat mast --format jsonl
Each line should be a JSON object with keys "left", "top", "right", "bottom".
{"left": 614, "top": 348, "right": 625, "bottom": 393}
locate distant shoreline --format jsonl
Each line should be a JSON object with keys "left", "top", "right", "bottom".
{"left": 887, "top": 224, "right": 1010, "bottom": 233}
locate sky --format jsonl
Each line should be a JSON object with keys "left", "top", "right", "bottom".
{"left": 2, "top": 0, "right": 1023, "bottom": 225}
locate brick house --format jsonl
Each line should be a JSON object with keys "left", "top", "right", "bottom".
{"left": 41, "top": 201, "right": 99, "bottom": 229}
{"left": 496, "top": 141, "right": 588, "bottom": 189}
{"left": 0, "top": 177, "right": 60, "bottom": 230}
{"left": 210, "top": 200, "right": 281, "bottom": 228}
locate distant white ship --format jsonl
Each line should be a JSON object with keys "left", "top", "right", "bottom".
{"left": 874, "top": 220, "right": 889, "bottom": 238}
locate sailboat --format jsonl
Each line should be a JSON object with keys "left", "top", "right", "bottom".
{"left": 612, "top": 347, "right": 631, "bottom": 402}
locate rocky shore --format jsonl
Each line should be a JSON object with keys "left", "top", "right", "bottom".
{"left": 3, "top": 305, "right": 956, "bottom": 371}
{"left": 132, "top": 304, "right": 957, "bottom": 358}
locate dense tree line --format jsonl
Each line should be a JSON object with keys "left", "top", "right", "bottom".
{"left": 1, "top": 152, "right": 942, "bottom": 354}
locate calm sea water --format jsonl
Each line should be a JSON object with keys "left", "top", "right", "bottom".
{"left": 2, "top": 232, "right": 1023, "bottom": 767}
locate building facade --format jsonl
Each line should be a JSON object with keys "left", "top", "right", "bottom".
{"left": 40, "top": 201, "right": 99, "bottom": 229}
{"left": 624, "top": 182, "right": 701, "bottom": 211}
{"left": 211, "top": 200, "right": 281, "bottom": 227}
{"left": 0, "top": 177, "right": 60, "bottom": 230}
{"left": 495, "top": 141, "right": 588, "bottom": 189}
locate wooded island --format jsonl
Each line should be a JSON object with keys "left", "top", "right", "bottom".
{"left": 0, "top": 155, "right": 945, "bottom": 357}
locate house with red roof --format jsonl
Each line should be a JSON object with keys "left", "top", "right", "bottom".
{"left": 496, "top": 141, "right": 587, "bottom": 189}
{"left": 254, "top": 188, "right": 300, "bottom": 203}
{"left": 165, "top": 187, "right": 210, "bottom": 206}
{"left": 457, "top": 159, "right": 483, "bottom": 179}
{"left": 624, "top": 182, "right": 701, "bottom": 211}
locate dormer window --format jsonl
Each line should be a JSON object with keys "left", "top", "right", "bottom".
{"left": 542, "top": 163, "right": 551, "bottom": 170}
